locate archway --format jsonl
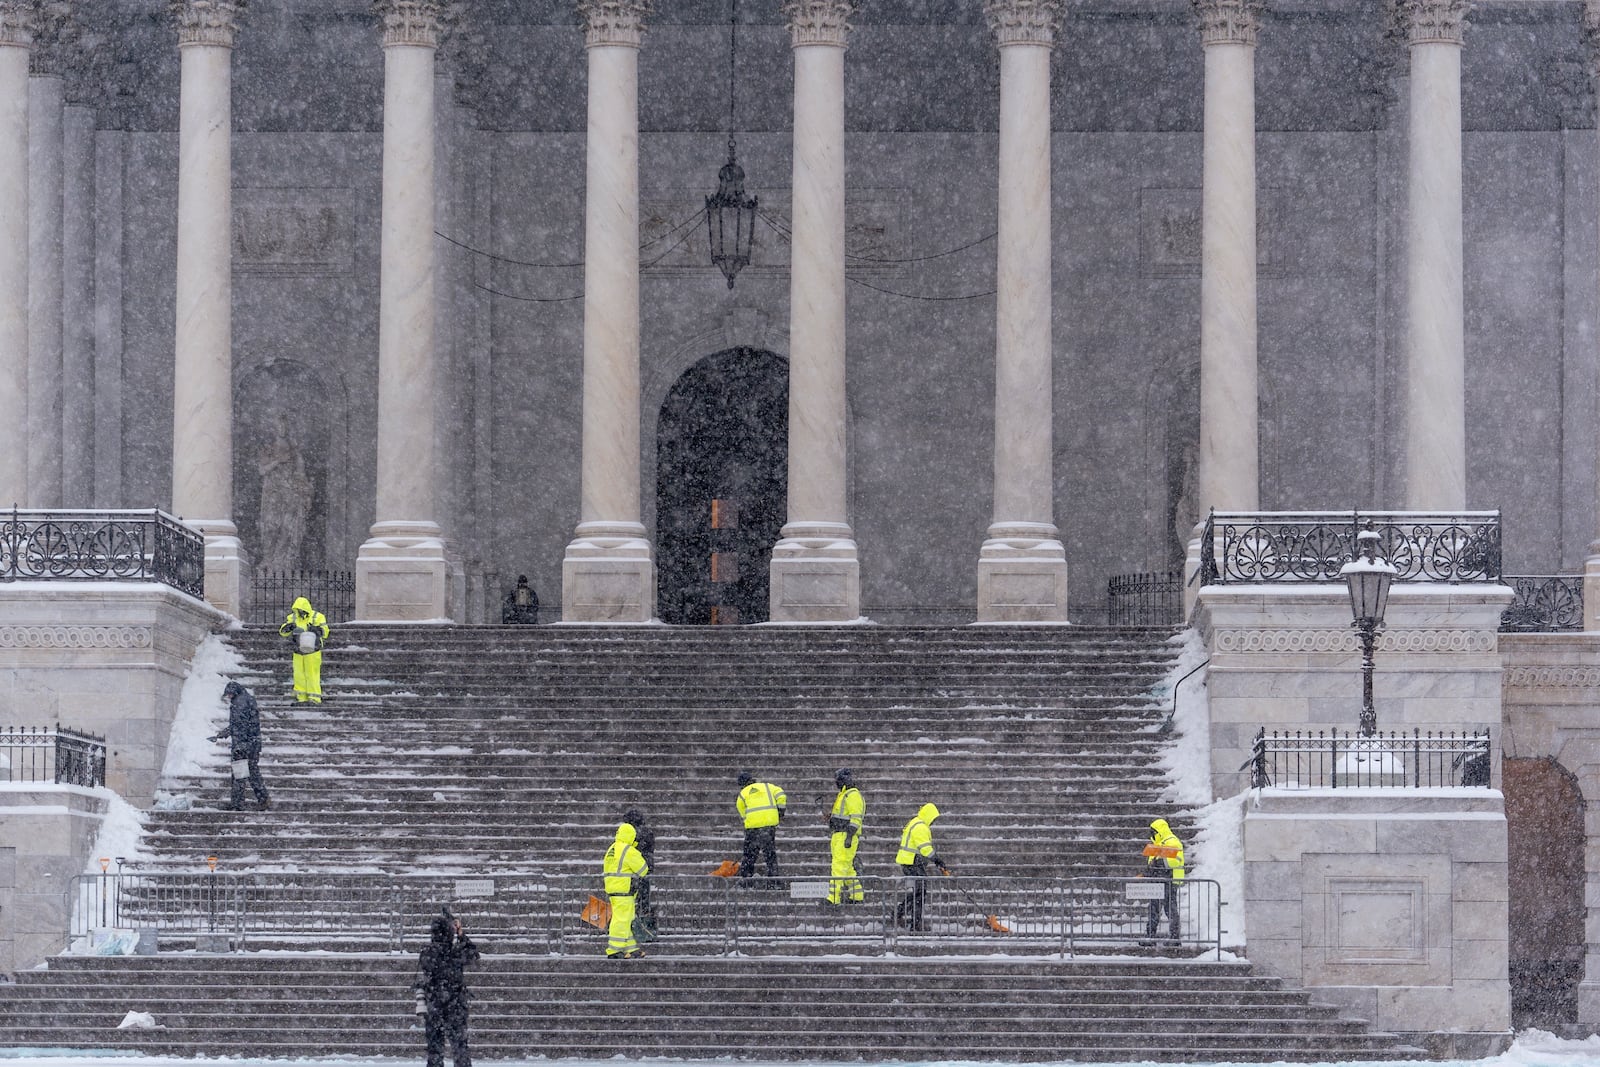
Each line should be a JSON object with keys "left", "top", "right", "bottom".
{"left": 655, "top": 348, "right": 788, "bottom": 624}
{"left": 1505, "top": 756, "right": 1587, "bottom": 1028}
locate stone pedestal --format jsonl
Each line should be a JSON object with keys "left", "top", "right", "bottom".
{"left": 1194, "top": 582, "right": 1512, "bottom": 799}
{"left": 769, "top": 522, "right": 860, "bottom": 623}
{"left": 0, "top": 787, "right": 107, "bottom": 976}
{"left": 977, "top": 524, "right": 1069, "bottom": 623}
{"left": 356, "top": 520, "right": 453, "bottom": 621}
{"left": 1244, "top": 790, "right": 1510, "bottom": 1049}
{"left": 0, "top": 583, "right": 228, "bottom": 805}
{"left": 561, "top": 521, "right": 655, "bottom": 623}
{"left": 193, "top": 520, "right": 248, "bottom": 621}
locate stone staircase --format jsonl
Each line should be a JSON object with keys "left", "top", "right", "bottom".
{"left": 0, "top": 625, "right": 1428, "bottom": 1061}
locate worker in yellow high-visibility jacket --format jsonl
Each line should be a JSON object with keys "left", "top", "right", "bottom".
{"left": 1143, "top": 817, "right": 1186, "bottom": 945}
{"left": 278, "top": 596, "right": 329, "bottom": 703}
{"left": 735, "top": 771, "right": 787, "bottom": 881}
{"left": 827, "top": 768, "right": 865, "bottom": 904}
{"left": 893, "top": 803, "right": 948, "bottom": 931}
{"left": 602, "top": 821, "right": 649, "bottom": 959}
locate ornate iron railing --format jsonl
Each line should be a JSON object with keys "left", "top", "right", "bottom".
{"left": 1107, "top": 571, "right": 1182, "bottom": 626}
{"left": 0, "top": 508, "right": 204, "bottom": 598}
{"left": 66, "top": 871, "right": 1223, "bottom": 959}
{"left": 1499, "top": 575, "right": 1584, "bottom": 633}
{"left": 247, "top": 570, "right": 355, "bottom": 626}
{"left": 1198, "top": 510, "right": 1501, "bottom": 586}
{"left": 1241, "top": 727, "right": 1492, "bottom": 789}
{"left": 0, "top": 725, "right": 107, "bottom": 788}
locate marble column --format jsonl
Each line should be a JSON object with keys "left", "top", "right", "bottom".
{"left": 0, "top": 3, "right": 31, "bottom": 507}
{"left": 355, "top": 0, "right": 454, "bottom": 622}
{"left": 61, "top": 93, "right": 95, "bottom": 507}
{"left": 1196, "top": 0, "right": 1261, "bottom": 517}
{"left": 27, "top": 2, "right": 64, "bottom": 508}
{"left": 1584, "top": 0, "right": 1600, "bottom": 636}
{"left": 1402, "top": 0, "right": 1468, "bottom": 510}
{"left": 975, "top": 0, "right": 1068, "bottom": 622}
{"left": 560, "top": 0, "right": 655, "bottom": 622}
{"left": 171, "top": 0, "right": 247, "bottom": 616}
{"left": 769, "top": 0, "right": 860, "bottom": 623}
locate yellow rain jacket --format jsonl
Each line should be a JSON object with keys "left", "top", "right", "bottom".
{"left": 279, "top": 597, "right": 329, "bottom": 652}
{"left": 603, "top": 822, "right": 649, "bottom": 897}
{"left": 737, "top": 781, "right": 787, "bottom": 829}
{"left": 895, "top": 803, "right": 941, "bottom": 866}
{"left": 1147, "top": 818, "right": 1186, "bottom": 881}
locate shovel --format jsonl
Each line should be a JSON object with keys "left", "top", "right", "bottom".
{"left": 943, "top": 870, "right": 1010, "bottom": 933}
{"left": 709, "top": 859, "right": 740, "bottom": 878}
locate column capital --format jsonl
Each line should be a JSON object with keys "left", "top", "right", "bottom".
{"left": 0, "top": 2, "right": 36, "bottom": 49}
{"left": 577, "top": 0, "right": 650, "bottom": 49}
{"left": 28, "top": 0, "right": 72, "bottom": 73}
{"left": 983, "top": 0, "right": 1063, "bottom": 48}
{"left": 1193, "top": 0, "right": 1263, "bottom": 47}
{"left": 783, "top": 0, "right": 855, "bottom": 49}
{"left": 1395, "top": 0, "right": 1468, "bottom": 46}
{"left": 169, "top": 0, "right": 244, "bottom": 49}
{"left": 375, "top": 0, "right": 441, "bottom": 49}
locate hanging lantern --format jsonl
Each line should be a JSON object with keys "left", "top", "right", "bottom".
{"left": 706, "top": 139, "right": 757, "bottom": 289}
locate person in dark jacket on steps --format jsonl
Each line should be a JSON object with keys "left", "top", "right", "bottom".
{"left": 209, "top": 681, "right": 269, "bottom": 811}
{"left": 414, "top": 909, "right": 479, "bottom": 1067}
{"left": 623, "top": 807, "right": 658, "bottom": 939}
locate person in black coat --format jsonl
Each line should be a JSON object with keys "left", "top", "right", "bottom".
{"left": 210, "top": 681, "right": 269, "bottom": 811}
{"left": 623, "top": 807, "right": 657, "bottom": 939}
{"left": 414, "top": 910, "right": 480, "bottom": 1067}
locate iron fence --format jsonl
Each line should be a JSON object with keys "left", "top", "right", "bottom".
{"left": 1499, "top": 575, "right": 1584, "bottom": 633}
{"left": 247, "top": 570, "right": 355, "bottom": 625}
{"left": 0, "top": 726, "right": 106, "bottom": 787}
{"left": 67, "top": 871, "right": 1223, "bottom": 959}
{"left": 1241, "top": 727, "right": 1493, "bottom": 790}
{"left": 0, "top": 508, "right": 204, "bottom": 598}
{"left": 1107, "top": 571, "right": 1183, "bottom": 626}
{"left": 1197, "top": 510, "right": 1501, "bottom": 586}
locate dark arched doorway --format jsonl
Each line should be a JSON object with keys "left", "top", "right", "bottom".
{"left": 656, "top": 348, "right": 788, "bottom": 624}
{"left": 1504, "top": 756, "right": 1587, "bottom": 1028}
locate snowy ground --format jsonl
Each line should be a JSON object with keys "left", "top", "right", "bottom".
{"left": 2, "top": 1031, "right": 1599, "bottom": 1067}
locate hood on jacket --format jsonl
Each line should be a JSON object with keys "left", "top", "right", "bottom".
{"left": 918, "top": 803, "right": 940, "bottom": 823}
{"left": 291, "top": 596, "right": 313, "bottom": 616}
{"left": 1150, "top": 818, "right": 1172, "bottom": 839}
{"left": 430, "top": 915, "right": 452, "bottom": 944}
{"left": 614, "top": 822, "right": 637, "bottom": 846}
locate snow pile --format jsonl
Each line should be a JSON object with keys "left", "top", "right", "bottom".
{"left": 160, "top": 635, "right": 244, "bottom": 782}
{"left": 1156, "top": 629, "right": 1210, "bottom": 808}
{"left": 81, "top": 792, "right": 148, "bottom": 874}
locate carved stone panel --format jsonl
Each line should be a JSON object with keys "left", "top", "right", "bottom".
{"left": 1139, "top": 186, "right": 1277, "bottom": 278}
{"left": 232, "top": 187, "right": 355, "bottom": 276}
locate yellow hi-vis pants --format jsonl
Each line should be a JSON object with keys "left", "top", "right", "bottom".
{"left": 606, "top": 894, "right": 638, "bottom": 956}
{"left": 292, "top": 651, "right": 323, "bottom": 703}
{"left": 829, "top": 830, "right": 863, "bottom": 904}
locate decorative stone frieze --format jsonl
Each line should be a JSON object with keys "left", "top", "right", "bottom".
{"left": 783, "top": 0, "right": 854, "bottom": 48}
{"left": 1193, "top": 0, "right": 1263, "bottom": 47}
{"left": 169, "top": 0, "right": 244, "bottom": 49}
{"left": 1505, "top": 666, "right": 1600, "bottom": 690}
{"left": 1213, "top": 628, "right": 1496, "bottom": 654}
{"left": 0, "top": 1, "right": 36, "bottom": 49}
{"left": 374, "top": 0, "right": 440, "bottom": 49}
{"left": 577, "top": 0, "right": 648, "bottom": 49}
{"left": 1395, "top": 0, "right": 1468, "bottom": 46}
{"left": 0, "top": 625, "right": 154, "bottom": 649}
{"left": 983, "top": 0, "right": 1063, "bottom": 48}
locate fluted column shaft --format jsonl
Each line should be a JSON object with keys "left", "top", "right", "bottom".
{"left": 559, "top": 0, "right": 654, "bottom": 622}
{"left": 356, "top": 0, "right": 456, "bottom": 622}
{"left": 1196, "top": 0, "right": 1260, "bottom": 517}
{"left": 28, "top": 62, "right": 62, "bottom": 507}
{"left": 768, "top": 0, "right": 860, "bottom": 623}
{"left": 976, "top": 0, "right": 1068, "bottom": 622}
{"left": 0, "top": 4, "right": 30, "bottom": 506}
{"left": 171, "top": 0, "right": 247, "bottom": 616}
{"left": 61, "top": 99, "right": 94, "bottom": 505}
{"left": 1403, "top": 0, "right": 1467, "bottom": 509}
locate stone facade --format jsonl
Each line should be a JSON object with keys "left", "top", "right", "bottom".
{"left": 0, "top": 786, "right": 107, "bottom": 978}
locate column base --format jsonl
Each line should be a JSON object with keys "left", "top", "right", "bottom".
{"left": 355, "top": 520, "right": 454, "bottom": 622}
{"left": 768, "top": 522, "right": 861, "bottom": 623}
{"left": 1577, "top": 977, "right": 1600, "bottom": 1030}
{"left": 976, "top": 523, "right": 1067, "bottom": 622}
{"left": 1584, "top": 546, "right": 1600, "bottom": 632}
{"left": 188, "top": 519, "right": 249, "bottom": 620}
{"left": 561, "top": 521, "right": 656, "bottom": 623}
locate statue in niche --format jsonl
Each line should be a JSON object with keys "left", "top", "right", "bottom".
{"left": 256, "top": 415, "right": 313, "bottom": 575}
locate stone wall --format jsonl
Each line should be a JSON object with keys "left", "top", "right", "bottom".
{"left": 0, "top": 787, "right": 106, "bottom": 977}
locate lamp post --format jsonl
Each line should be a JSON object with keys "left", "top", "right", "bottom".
{"left": 1340, "top": 524, "right": 1397, "bottom": 736}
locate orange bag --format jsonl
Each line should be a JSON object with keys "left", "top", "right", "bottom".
{"left": 710, "top": 859, "right": 740, "bottom": 877}
{"left": 581, "top": 895, "right": 611, "bottom": 930}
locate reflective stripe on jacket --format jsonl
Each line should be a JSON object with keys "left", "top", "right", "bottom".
{"left": 830, "top": 786, "right": 864, "bottom": 835}
{"left": 1147, "top": 817, "right": 1186, "bottom": 881}
{"left": 737, "top": 782, "right": 787, "bottom": 828}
